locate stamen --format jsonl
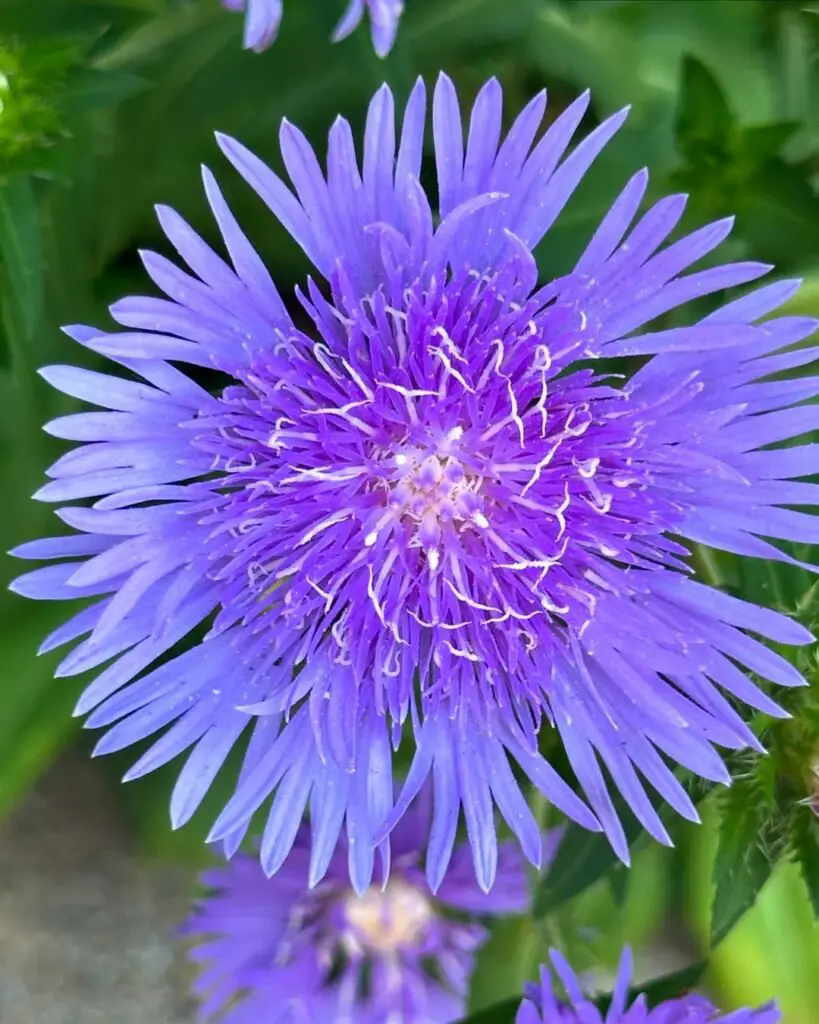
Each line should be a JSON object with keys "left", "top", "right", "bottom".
{"left": 281, "top": 466, "right": 367, "bottom": 484}
{"left": 306, "top": 577, "right": 334, "bottom": 610}
{"left": 312, "top": 343, "right": 343, "bottom": 380}
{"left": 506, "top": 377, "right": 525, "bottom": 447}
{"left": 367, "top": 567, "right": 388, "bottom": 627}
{"left": 430, "top": 346, "right": 475, "bottom": 395}
{"left": 306, "top": 400, "right": 375, "bottom": 435}
{"left": 297, "top": 510, "right": 352, "bottom": 547}
{"left": 482, "top": 607, "right": 540, "bottom": 625}
{"left": 520, "top": 439, "right": 562, "bottom": 497}
{"left": 444, "top": 577, "right": 502, "bottom": 614}
{"left": 377, "top": 382, "right": 438, "bottom": 399}
{"left": 475, "top": 338, "right": 505, "bottom": 392}
{"left": 540, "top": 594, "right": 570, "bottom": 615}
{"left": 340, "top": 358, "right": 374, "bottom": 400}
{"left": 444, "top": 641, "right": 482, "bottom": 662}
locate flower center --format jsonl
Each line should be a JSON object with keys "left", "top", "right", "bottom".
{"left": 343, "top": 878, "right": 433, "bottom": 953}
{"left": 365, "top": 428, "right": 491, "bottom": 568}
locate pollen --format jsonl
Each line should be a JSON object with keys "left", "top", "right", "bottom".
{"left": 343, "top": 879, "right": 434, "bottom": 953}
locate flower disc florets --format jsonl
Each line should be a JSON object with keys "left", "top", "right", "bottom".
{"left": 203, "top": 260, "right": 633, "bottom": 735}
{"left": 12, "top": 75, "right": 818, "bottom": 893}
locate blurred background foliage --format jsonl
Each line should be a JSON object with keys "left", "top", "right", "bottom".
{"left": 1, "top": 0, "right": 819, "bottom": 1021}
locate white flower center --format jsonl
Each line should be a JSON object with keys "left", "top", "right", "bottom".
{"left": 343, "top": 879, "right": 434, "bottom": 953}
{"left": 364, "top": 437, "right": 490, "bottom": 560}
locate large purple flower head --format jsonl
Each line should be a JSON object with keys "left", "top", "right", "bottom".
{"left": 223, "top": 0, "right": 403, "bottom": 56}
{"left": 11, "top": 75, "right": 818, "bottom": 893}
{"left": 183, "top": 804, "right": 535, "bottom": 1023}
{"left": 517, "top": 947, "right": 780, "bottom": 1023}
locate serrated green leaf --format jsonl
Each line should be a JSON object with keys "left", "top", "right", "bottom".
{"left": 711, "top": 782, "right": 788, "bottom": 944}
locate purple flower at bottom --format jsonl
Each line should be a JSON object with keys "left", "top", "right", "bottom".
{"left": 223, "top": 0, "right": 404, "bottom": 56}
{"left": 183, "top": 807, "right": 538, "bottom": 1023}
{"left": 10, "top": 75, "right": 819, "bottom": 895}
{"left": 517, "top": 948, "right": 780, "bottom": 1024}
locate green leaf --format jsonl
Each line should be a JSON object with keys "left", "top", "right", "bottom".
{"left": 736, "top": 121, "right": 802, "bottom": 162}
{"left": 467, "top": 916, "right": 541, "bottom": 1015}
{"left": 528, "top": 3, "right": 649, "bottom": 112}
{"left": 791, "top": 805, "right": 819, "bottom": 918}
{"left": 455, "top": 995, "right": 519, "bottom": 1024}
{"left": 733, "top": 553, "right": 807, "bottom": 621}
{"left": 533, "top": 785, "right": 664, "bottom": 917}
{"left": 533, "top": 823, "right": 625, "bottom": 917}
{"left": 738, "top": 157, "right": 819, "bottom": 264}
{"left": 534, "top": 767, "right": 717, "bottom": 920}
{"left": 61, "top": 67, "right": 144, "bottom": 111}
{"left": 94, "top": 2, "right": 223, "bottom": 69}
{"left": 0, "top": 174, "right": 42, "bottom": 363}
{"left": 675, "top": 54, "right": 734, "bottom": 157}
{"left": 711, "top": 781, "right": 788, "bottom": 944}
{"left": 608, "top": 862, "right": 629, "bottom": 907}
{"left": 0, "top": 605, "right": 83, "bottom": 818}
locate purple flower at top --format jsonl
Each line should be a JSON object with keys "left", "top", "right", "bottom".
{"left": 223, "top": 0, "right": 404, "bottom": 56}
{"left": 222, "top": 0, "right": 282, "bottom": 53}
{"left": 183, "top": 803, "right": 538, "bottom": 1023}
{"left": 10, "top": 75, "right": 818, "bottom": 894}
{"left": 333, "top": 0, "right": 405, "bottom": 58}
{"left": 517, "top": 947, "right": 780, "bottom": 1023}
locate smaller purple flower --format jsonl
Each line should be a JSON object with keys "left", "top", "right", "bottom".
{"left": 517, "top": 948, "right": 781, "bottom": 1024}
{"left": 222, "top": 0, "right": 283, "bottom": 53}
{"left": 184, "top": 803, "right": 547, "bottom": 1023}
{"left": 223, "top": 0, "right": 404, "bottom": 56}
{"left": 332, "top": 0, "right": 405, "bottom": 58}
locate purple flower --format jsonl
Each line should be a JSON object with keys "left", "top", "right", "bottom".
{"left": 223, "top": 0, "right": 404, "bottom": 56}
{"left": 183, "top": 804, "right": 536, "bottom": 1023}
{"left": 332, "top": 0, "right": 405, "bottom": 58}
{"left": 11, "top": 75, "right": 817, "bottom": 893}
{"left": 517, "top": 947, "right": 781, "bottom": 1023}
{"left": 222, "top": 0, "right": 283, "bottom": 53}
